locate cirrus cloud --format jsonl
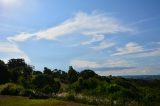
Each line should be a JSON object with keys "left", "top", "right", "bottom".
{"left": 91, "top": 41, "right": 115, "bottom": 50}
{"left": 7, "top": 11, "right": 133, "bottom": 45}
{"left": 112, "top": 42, "right": 160, "bottom": 57}
{"left": 0, "top": 42, "right": 30, "bottom": 63}
{"left": 112, "top": 42, "right": 144, "bottom": 56}
{"left": 70, "top": 59, "right": 131, "bottom": 69}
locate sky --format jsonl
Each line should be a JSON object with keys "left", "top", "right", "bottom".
{"left": 0, "top": 0, "right": 160, "bottom": 75}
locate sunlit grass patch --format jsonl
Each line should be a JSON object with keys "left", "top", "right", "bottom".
{"left": 0, "top": 95, "right": 90, "bottom": 106}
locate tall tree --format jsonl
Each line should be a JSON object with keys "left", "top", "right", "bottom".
{"left": 0, "top": 60, "right": 10, "bottom": 84}
{"left": 7, "top": 58, "right": 33, "bottom": 83}
{"left": 7, "top": 58, "right": 26, "bottom": 69}
{"left": 68, "top": 66, "right": 78, "bottom": 84}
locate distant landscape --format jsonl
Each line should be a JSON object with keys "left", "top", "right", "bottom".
{"left": 122, "top": 75, "right": 160, "bottom": 80}
{"left": 0, "top": 0, "right": 160, "bottom": 106}
{"left": 0, "top": 58, "right": 160, "bottom": 106}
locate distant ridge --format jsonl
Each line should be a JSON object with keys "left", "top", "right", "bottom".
{"left": 121, "top": 75, "right": 160, "bottom": 80}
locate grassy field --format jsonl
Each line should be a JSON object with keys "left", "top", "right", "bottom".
{"left": 0, "top": 95, "right": 91, "bottom": 106}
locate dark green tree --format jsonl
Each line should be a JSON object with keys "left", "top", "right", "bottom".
{"left": 7, "top": 58, "right": 33, "bottom": 83}
{"left": 10, "top": 68, "right": 21, "bottom": 83}
{"left": 7, "top": 58, "right": 26, "bottom": 69}
{"left": 80, "top": 69, "right": 97, "bottom": 79}
{"left": 33, "top": 71, "right": 42, "bottom": 75}
{"left": 22, "top": 65, "right": 33, "bottom": 79}
{"left": 0, "top": 60, "right": 10, "bottom": 84}
{"left": 32, "top": 74, "right": 49, "bottom": 89}
{"left": 60, "top": 71, "right": 68, "bottom": 83}
{"left": 52, "top": 81, "right": 61, "bottom": 95}
{"left": 68, "top": 66, "right": 78, "bottom": 84}
{"left": 32, "top": 74, "right": 60, "bottom": 95}
{"left": 43, "top": 67, "right": 52, "bottom": 75}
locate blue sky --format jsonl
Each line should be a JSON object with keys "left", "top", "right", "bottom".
{"left": 0, "top": 0, "right": 160, "bottom": 75}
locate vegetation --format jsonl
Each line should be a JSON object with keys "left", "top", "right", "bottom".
{"left": 0, "top": 58, "right": 160, "bottom": 106}
{"left": 0, "top": 95, "right": 90, "bottom": 106}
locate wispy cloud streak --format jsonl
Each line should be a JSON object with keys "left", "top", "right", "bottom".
{"left": 0, "top": 42, "right": 30, "bottom": 62}
{"left": 7, "top": 11, "right": 133, "bottom": 45}
{"left": 112, "top": 42, "right": 160, "bottom": 57}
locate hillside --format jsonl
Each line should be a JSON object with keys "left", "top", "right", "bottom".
{"left": 0, "top": 58, "right": 160, "bottom": 106}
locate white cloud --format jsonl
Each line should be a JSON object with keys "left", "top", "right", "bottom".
{"left": 7, "top": 11, "right": 133, "bottom": 44}
{"left": 91, "top": 41, "right": 115, "bottom": 50}
{"left": 112, "top": 42, "right": 144, "bottom": 56}
{"left": 0, "top": 42, "right": 30, "bottom": 63}
{"left": 4, "top": 11, "right": 134, "bottom": 65}
{"left": 81, "top": 34, "right": 104, "bottom": 45}
{"left": 135, "top": 48, "right": 160, "bottom": 57}
{"left": 112, "top": 42, "right": 160, "bottom": 57}
{"left": 0, "top": 42, "right": 21, "bottom": 53}
{"left": 70, "top": 59, "right": 100, "bottom": 68}
{"left": 70, "top": 59, "right": 160, "bottom": 76}
{"left": 0, "top": 0, "right": 24, "bottom": 8}
{"left": 7, "top": 32, "right": 34, "bottom": 42}
{"left": 70, "top": 59, "right": 130, "bottom": 69}
{"left": 103, "top": 59, "right": 130, "bottom": 67}
{"left": 96, "top": 66, "right": 160, "bottom": 76}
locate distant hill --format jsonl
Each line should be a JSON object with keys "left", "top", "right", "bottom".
{"left": 121, "top": 75, "right": 160, "bottom": 80}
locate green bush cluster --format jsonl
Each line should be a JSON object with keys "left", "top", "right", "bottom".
{"left": 0, "top": 83, "right": 24, "bottom": 95}
{"left": 68, "top": 77, "right": 160, "bottom": 106}
{"left": 0, "top": 59, "right": 61, "bottom": 98}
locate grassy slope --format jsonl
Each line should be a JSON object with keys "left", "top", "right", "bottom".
{"left": 0, "top": 95, "right": 91, "bottom": 106}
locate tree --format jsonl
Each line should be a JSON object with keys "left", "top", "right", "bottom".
{"left": 41, "top": 81, "right": 60, "bottom": 95}
{"left": 10, "top": 68, "right": 21, "bottom": 83}
{"left": 80, "top": 69, "right": 97, "bottom": 79}
{"left": 52, "top": 69, "right": 62, "bottom": 78}
{"left": 42, "top": 85, "right": 54, "bottom": 95}
{"left": 0, "top": 60, "right": 10, "bottom": 84}
{"left": 7, "top": 58, "right": 26, "bottom": 69}
{"left": 22, "top": 65, "right": 33, "bottom": 80}
{"left": 18, "top": 65, "right": 33, "bottom": 88}
{"left": 60, "top": 71, "right": 68, "bottom": 83}
{"left": 33, "top": 71, "right": 42, "bottom": 75}
{"left": 32, "top": 74, "right": 49, "bottom": 89}
{"left": 7, "top": 59, "right": 26, "bottom": 83}
{"left": 68, "top": 66, "right": 78, "bottom": 84}
{"left": 43, "top": 67, "right": 52, "bottom": 75}
{"left": 7, "top": 58, "right": 33, "bottom": 83}
{"left": 52, "top": 81, "right": 61, "bottom": 95}
{"left": 32, "top": 74, "right": 60, "bottom": 95}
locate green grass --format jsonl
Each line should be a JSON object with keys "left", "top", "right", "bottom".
{"left": 0, "top": 95, "right": 91, "bottom": 106}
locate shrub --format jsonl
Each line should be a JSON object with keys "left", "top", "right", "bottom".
{"left": 107, "top": 84, "right": 121, "bottom": 94}
{"left": 29, "top": 92, "right": 49, "bottom": 99}
{"left": 32, "top": 74, "right": 61, "bottom": 95}
{"left": 0, "top": 83, "right": 24, "bottom": 95}
{"left": 19, "top": 89, "right": 34, "bottom": 97}
{"left": 66, "top": 94, "right": 75, "bottom": 101}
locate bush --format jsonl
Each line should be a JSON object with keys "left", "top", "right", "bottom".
{"left": 32, "top": 74, "right": 61, "bottom": 95}
{"left": 0, "top": 83, "right": 24, "bottom": 95}
{"left": 41, "top": 85, "right": 53, "bottom": 94}
{"left": 66, "top": 94, "right": 75, "bottom": 101}
{"left": 19, "top": 89, "right": 34, "bottom": 97}
{"left": 29, "top": 92, "right": 49, "bottom": 99}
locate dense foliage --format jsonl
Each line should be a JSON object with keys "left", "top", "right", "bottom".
{"left": 0, "top": 58, "right": 159, "bottom": 106}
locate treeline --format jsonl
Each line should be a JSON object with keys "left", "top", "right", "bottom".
{"left": 0, "top": 58, "right": 98, "bottom": 96}
{"left": 0, "top": 58, "right": 160, "bottom": 106}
